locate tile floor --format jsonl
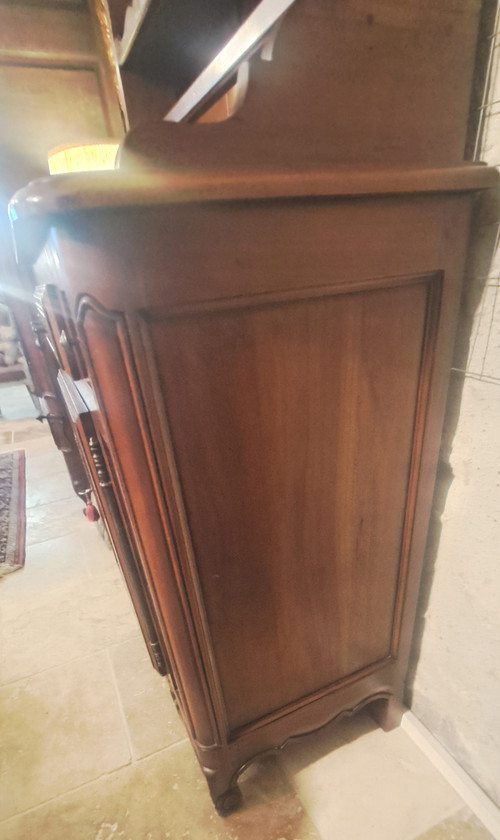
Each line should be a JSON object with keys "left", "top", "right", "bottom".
{"left": 0, "top": 384, "right": 494, "bottom": 840}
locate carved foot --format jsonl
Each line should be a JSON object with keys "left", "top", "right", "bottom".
{"left": 214, "top": 785, "right": 242, "bottom": 817}
{"left": 202, "top": 765, "right": 243, "bottom": 817}
{"left": 370, "top": 696, "right": 404, "bottom": 732}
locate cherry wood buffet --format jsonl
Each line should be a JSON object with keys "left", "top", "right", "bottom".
{"left": 10, "top": 0, "right": 497, "bottom": 815}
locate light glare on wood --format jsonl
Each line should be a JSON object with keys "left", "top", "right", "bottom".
{"left": 48, "top": 143, "right": 120, "bottom": 174}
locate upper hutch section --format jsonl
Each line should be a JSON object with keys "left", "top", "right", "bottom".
{"left": 9, "top": 0, "right": 496, "bottom": 245}
{"left": 117, "top": 0, "right": 484, "bottom": 174}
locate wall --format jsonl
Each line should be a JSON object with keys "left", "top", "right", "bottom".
{"left": 0, "top": 0, "right": 124, "bottom": 202}
{"left": 0, "top": 0, "right": 124, "bottom": 400}
{"left": 409, "top": 0, "right": 500, "bottom": 808}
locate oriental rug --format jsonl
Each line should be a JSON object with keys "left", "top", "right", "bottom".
{"left": 0, "top": 450, "right": 26, "bottom": 576}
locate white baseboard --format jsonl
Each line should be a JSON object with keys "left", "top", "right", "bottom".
{"left": 402, "top": 711, "right": 500, "bottom": 840}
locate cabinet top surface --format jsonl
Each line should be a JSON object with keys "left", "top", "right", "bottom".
{"left": 9, "top": 163, "right": 498, "bottom": 223}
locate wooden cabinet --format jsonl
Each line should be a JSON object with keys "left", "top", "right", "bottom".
{"left": 10, "top": 0, "right": 497, "bottom": 815}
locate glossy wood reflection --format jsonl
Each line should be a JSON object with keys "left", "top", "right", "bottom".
{"left": 151, "top": 281, "right": 431, "bottom": 729}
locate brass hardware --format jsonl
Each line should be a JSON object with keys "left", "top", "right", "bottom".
{"left": 88, "top": 436, "right": 112, "bottom": 488}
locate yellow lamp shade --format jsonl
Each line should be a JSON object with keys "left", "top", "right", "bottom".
{"left": 48, "top": 142, "right": 120, "bottom": 174}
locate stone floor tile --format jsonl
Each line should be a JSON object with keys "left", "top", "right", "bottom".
{"left": 12, "top": 420, "right": 53, "bottom": 444}
{"left": 0, "top": 437, "right": 61, "bottom": 459}
{"left": 81, "top": 521, "right": 119, "bottom": 578}
{"left": 0, "top": 418, "right": 57, "bottom": 458}
{"left": 25, "top": 495, "right": 90, "bottom": 546}
{"left": 0, "top": 741, "right": 320, "bottom": 840}
{"left": 110, "top": 636, "right": 187, "bottom": 760}
{"left": 24, "top": 444, "right": 72, "bottom": 478}
{"left": 282, "top": 711, "right": 464, "bottom": 840}
{"left": 0, "top": 384, "right": 38, "bottom": 421}
{"left": 413, "top": 807, "right": 496, "bottom": 840}
{"left": 0, "top": 533, "right": 91, "bottom": 603}
{"left": 0, "top": 435, "right": 44, "bottom": 456}
{"left": 0, "top": 652, "right": 131, "bottom": 821}
{"left": 0, "top": 561, "right": 140, "bottom": 683}
{"left": 25, "top": 465, "right": 76, "bottom": 508}
{"left": 0, "top": 428, "right": 13, "bottom": 444}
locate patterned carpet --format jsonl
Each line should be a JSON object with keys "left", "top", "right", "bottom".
{"left": 0, "top": 450, "right": 26, "bottom": 576}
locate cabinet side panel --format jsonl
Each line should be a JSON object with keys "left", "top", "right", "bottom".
{"left": 149, "top": 279, "right": 432, "bottom": 730}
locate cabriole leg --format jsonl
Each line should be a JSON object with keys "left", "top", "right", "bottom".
{"left": 202, "top": 765, "right": 242, "bottom": 817}
{"left": 370, "top": 695, "right": 404, "bottom": 732}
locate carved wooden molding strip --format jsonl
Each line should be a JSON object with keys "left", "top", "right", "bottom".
{"left": 144, "top": 270, "right": 440, "bottom": 321}
{"left": 77, "top": 294, "right": 224, "bottom": 747}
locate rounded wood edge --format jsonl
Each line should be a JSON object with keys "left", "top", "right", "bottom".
{"left": 9, "top": 164, "right": 498, "bottom": 221}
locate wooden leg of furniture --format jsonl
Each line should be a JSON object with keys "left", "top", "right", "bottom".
{"left": 202, "top": 766, "right": 242, "bottom": 817}
{"left": 370, "top": 695, "right": 405, "bottom": 732}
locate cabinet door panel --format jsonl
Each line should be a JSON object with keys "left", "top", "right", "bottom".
{"left": 143, "top": 278, "right": 434, "bottom": 730}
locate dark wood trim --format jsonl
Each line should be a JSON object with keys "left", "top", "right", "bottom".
{"left": 390, "top": 272, "right": 443, "bottom": 658}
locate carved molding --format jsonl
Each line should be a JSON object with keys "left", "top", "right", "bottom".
{"left": 77, "top": 294, "right": 223, "bottom": 747}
